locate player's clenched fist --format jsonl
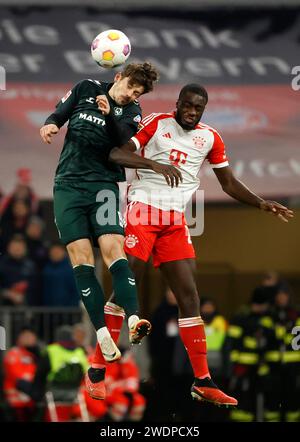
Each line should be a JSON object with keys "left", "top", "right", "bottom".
{"left": 40, "top": 124, "right": 59, "bottom": 144}
{"left": 96, "top": 95, "right": 110, "bottom": 115}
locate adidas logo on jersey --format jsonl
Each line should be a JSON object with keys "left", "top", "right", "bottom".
{"left": 163, "top": 132, "right": 172, "bottom": 139}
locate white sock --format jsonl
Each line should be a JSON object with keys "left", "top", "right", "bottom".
{"left": 128, "top": 315, "right": 139, "bottom": 330}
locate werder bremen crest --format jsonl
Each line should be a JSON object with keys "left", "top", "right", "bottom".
{"left": 114, "top": 107, "right": 123, "bottom": 116}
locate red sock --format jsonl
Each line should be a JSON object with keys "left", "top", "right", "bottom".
{"left": 178, "top": 316, "right": 210, "bottom": 379}
{"left": 104, "top": 302, "right": 125, "bottom": 343}
{"left": 92, "top": 302, "right": 125, "bottom": 369}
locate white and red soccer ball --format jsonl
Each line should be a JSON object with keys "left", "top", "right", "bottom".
{"left": 91, "top": 29, "right": 131, "bottom": 68}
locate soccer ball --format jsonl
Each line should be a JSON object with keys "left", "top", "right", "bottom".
{"left": 91, "top": 29, "right": 131, "bottom": 69}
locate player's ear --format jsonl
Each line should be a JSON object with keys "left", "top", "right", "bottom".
{"left": 114, "top": 72, "right": 122, "bottom": 82}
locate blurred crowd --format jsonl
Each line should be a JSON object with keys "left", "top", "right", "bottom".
{"left": 0, "top": 172, "right": 299, "bottom": 422}
{"left": 0, "top": 324, "right": 145, "bottom": 422}
{"left": 0, "top": 170, "right": 79, "bottom": 307}
{"left": 146, "top": 275, "right": 300, "bottom": 423}
{"left": 0, "top": 272, "right": 299, "bottom": 423}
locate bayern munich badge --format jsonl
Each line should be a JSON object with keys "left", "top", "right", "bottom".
{"left": 192, "top": 136, "right": 206, "bottom": 148}
{"left": 125, "top": 234, "right": 139, "bottom": 248}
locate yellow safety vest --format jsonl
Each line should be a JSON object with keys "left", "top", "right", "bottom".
{"left": 46, "top": 344, "right": 88, "bottom": 382}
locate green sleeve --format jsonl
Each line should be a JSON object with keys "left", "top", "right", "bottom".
{"left": 44, "top": 81, "right": 83, "bottom": 128}
{"left": 105, "top": 108, "right": 141, "bottom": 146}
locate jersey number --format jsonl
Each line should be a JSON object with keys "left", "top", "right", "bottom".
{"left": 169, "top": 149, "right": 188, "bottom": 167}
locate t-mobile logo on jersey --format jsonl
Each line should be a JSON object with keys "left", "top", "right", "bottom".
{"left": 169, "top": 149, "right": 188, "bottom": 167}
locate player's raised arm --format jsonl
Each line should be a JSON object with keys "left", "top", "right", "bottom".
{"left": 214, "top": 166, "right": 294, "bottom": 223}
{"left": 109, "top": 142, "right": 182, "bottom": 188}
{"left": 40, "top": 81, "right": 82, "bottom": 144}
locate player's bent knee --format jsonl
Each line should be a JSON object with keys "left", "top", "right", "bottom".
{"left": 66, "top": 240, "right": 94, "bottom": 267}
{"left": 98, "top": 234, "right": 126, "bottom": 266}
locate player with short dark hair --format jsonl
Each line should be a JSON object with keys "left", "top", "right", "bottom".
{"left": 107, "top": 83, "right": 294, "bottom": 406}
{"left": 40, "top": 62, "right": 181, "bottom": 399}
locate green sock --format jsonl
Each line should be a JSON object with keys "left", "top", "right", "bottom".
{"left": 109, "top": 258, "right": 139, "bottom": 317}
{"left": 73, "top": 264, "right": 105, "bottom": 330}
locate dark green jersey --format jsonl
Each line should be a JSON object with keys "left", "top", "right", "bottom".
{"left": 45, "top": 79, "right": 142, "bottom": 183}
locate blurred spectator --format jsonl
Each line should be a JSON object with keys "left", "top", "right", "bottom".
{"left": 270, "top": 288, "right": 300, "bottom": 422}
{"left": 25, "top": 216, "right": 48, "bottom": 270}
{"left": 147, "top": 288, "right": 180, "bottom": 420}
{"left": 0, "top": 199, "right": 31, "bottom": 253}
{"left": 200, "top": 297, "right": 228, "bottom": 380}
{"left": 0, "top": 168, "right": 40, "bottom": 217}
{"left": 2, "top": 327, "right": 40, "bottom": 422}
{"left": 0, "top": 168, "right": 42, "bottom": 253}
{"left": 24, "top": 217, "right": 49, "bottom": 307}
{"left": 260, "top": 270, "right": 291, "bottom": 303}
{"left": 0, "top": 235, "right": 38, "bottom": 306}
{"left": 225, "top": 287, "right": 278, "bottom": 422}
{"left": 105, "top": 348, "right": 146, "bottom": 422}
{"left": 42, "top": 242, "right": 79, "bottom": 307}
{"left": 273, "top": 287, "right": 298, "bottom": 324}
{"left": 72, "top": 323, "right": 93, "bottom": 357}
{"left": 16, "top": 325, "right": 89, "bottom": 422}
{"left": 261, "top": 270, "right": 281, "bottom": 287}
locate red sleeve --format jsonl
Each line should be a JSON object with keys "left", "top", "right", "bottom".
{"left": 3, "top": 349, "right": 24, "bottom": 380}
{"left": 131, "top": 113, "right": 161, "bottom": 149}
{"left": 206, "top": 129, "right": 229, "bottom": 168}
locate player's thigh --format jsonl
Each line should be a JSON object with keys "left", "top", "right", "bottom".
{"left": 153, "top": 218, "right": 195, "bottom": 268}
{"left": 88, "top": 181, "right": 125, "bottom": 245}
{"left": 124, "top": 202, "right": 157, "bottom": 264}
{"left": 160, "top": 259, "right": 200, "bottom": 316}
{"left": 160, "top": 259, "right": 197, "bottom": 295}
{"left": 53, "top": 182, "right": 91, "bottom": 246}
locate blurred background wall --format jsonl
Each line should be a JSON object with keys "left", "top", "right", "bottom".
{"left": 0, "top": 0, "right": 300, "bottom": 423}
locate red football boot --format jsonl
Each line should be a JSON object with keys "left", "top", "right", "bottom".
{"left": 191, "top": 377, "right": 238, "bottom": 408}
{"left": 85, "top": 369, "right": 106, "bottom": 400}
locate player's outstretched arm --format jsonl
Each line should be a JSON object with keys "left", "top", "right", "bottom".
{"left": 109, "top": 143, "right": 182, "bottom": 188}
{"left": 214, "top": 166, "right": 294, "bottom": 223}
{"left": 40, "top": 124, "right": 59, "bottom": 144}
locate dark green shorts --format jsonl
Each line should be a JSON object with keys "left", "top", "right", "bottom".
{"left": 53, "top": 181, "right": 125, "bottom": 246}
